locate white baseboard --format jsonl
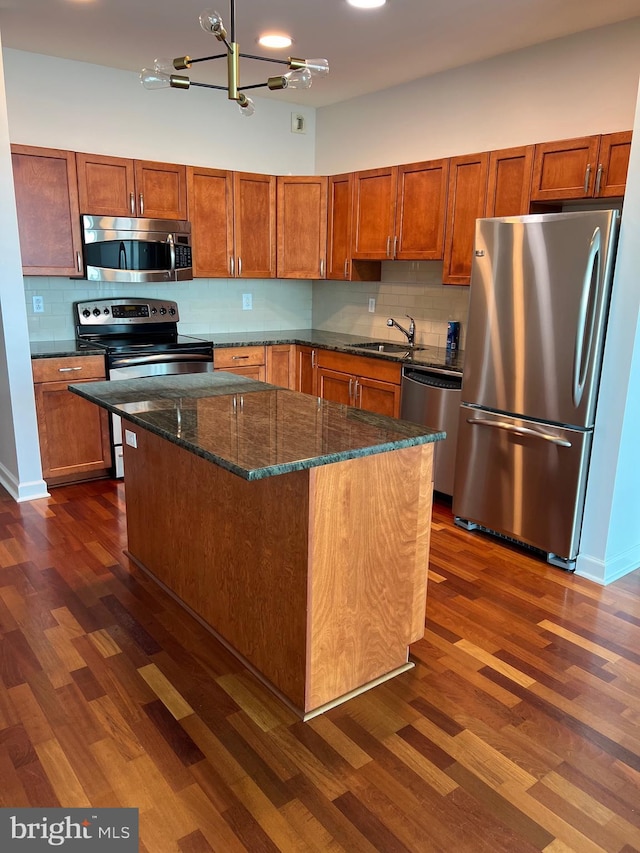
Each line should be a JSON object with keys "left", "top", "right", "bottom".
{"left": 576, "top": 544, "right": 640, "bottom": 585}
{"left": 0, "top": 461, "right": 49, "bottom": 502}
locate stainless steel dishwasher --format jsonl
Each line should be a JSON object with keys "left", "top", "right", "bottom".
{"left": 401, "top": 365, "right": 462, "bottom": 497}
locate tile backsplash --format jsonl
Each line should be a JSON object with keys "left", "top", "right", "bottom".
{"left": 312, "top": 261, "right": 470, "bottom": 349}
{"left": 23, "top": 277, "right": 314, "bottom": 340}
{"left": 24, "top": 261, "right": 469, "bottom": 347}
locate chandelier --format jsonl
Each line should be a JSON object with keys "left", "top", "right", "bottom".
{"left": 140, "top": 1, "right": 329, "bottom": 117}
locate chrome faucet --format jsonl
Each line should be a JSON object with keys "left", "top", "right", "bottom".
{"left": 387, "top": 315, "right": 416, "bottom": 347}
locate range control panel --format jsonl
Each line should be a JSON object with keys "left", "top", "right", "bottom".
{"left": 75, "top": 298, "right": 179, "bottom": 325}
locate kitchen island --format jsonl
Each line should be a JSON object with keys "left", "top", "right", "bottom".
{"left": 70, "top": 373, "right": 444, "bottom": 718}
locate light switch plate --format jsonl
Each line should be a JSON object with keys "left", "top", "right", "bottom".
{"left": 125, "top": 429, "right": 137, "bottom": 448}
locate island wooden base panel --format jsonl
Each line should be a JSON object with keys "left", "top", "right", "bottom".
{"left": 127, "top": 548, "right": 415, "bottom": 722}
{"left": 122, "top": 426, "right": 433, "bottom": 714}
{"left": 2, "top": 480, "right": 640, "bottom": 853}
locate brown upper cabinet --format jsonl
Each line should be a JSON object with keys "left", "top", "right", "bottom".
{"left": 326, "top": 173, "right": 380, "bottom": 281}
{"left": 76, "top": 152, "right": 188, "bottom": 219}
{"left": 442, "top": 152, "right": 490, "bottom": 286}
{"left": 186, "top": 168, "right": 275, "bottom": 278}
{"left": 351, "top": 160, "right": 449, "bottom": 261}
{"left": 276, "top": 175, "right": 328, "bottom": 279}
{"left": 11, "top": 144, "right": 84, "bottom": 276}
{"left": 485, "top": 145, "right": 534, "bottom": 217}
{"left": 233, "top": 172, "right": 276, "bottom": 279}
{"left": 530, "top": 132, "right": 632, "bottom": 201}
{"left": 187, "top": 166, "right": 234, "bottom": 277}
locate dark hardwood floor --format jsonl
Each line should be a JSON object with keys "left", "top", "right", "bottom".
{"left": 0, "top": 478, "right": 639, "bottom": 852}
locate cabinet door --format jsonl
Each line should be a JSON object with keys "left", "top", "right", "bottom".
{"left": 351, "top": 166, "right": 398, "bottom": 259}
{"left": 33, "top": 366, "right": 111, "bottom": 486}
{"left": 233, "top": 172, "right": 276, "bottom": 279}
{"left": 76, "top": 152, "right": 136, "bottom": 216}
{"left": 443, "top": 152, "right": 489, "bottom": 286}
{"left": 596, "top": 131, "right": 632, "bottom": 198}
{"left": 530, "top": 136, "right": 600, "bottom": 201}
{"left": 297, "top": 346, "right": 316, "bottom": 395}
{"left": 187, "top": 166, "right": 234, "bottom": 277}
{"left": 356, "top": 376, "right": 401, "bottom": 418}
{"left": 317, "top": 367, "right": 354, "bottom": 406}
{"left": 134, "top": 159, "right": 188, "bottom": 219}
{"left": 266, "top": 345, "right": 296, "bottom": 389}
{"left": 277, "top": 176, "right": 328, "bottom": 279}
{"left": 326, "top": 174, "right": 381, "bottom": 281}
{"left": 395, "top": 159, "right": 449, "bottom": 260}
{"left": 485, "top": 145, "right": 534, "bottom": 217}
{"left": 11, "top": 145, "right": 83, "bottom": 276}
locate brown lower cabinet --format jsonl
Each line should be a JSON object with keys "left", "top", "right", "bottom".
{"left": 32, "top": 356, "right": 111, "bottom": 486}
{"left": 214, "top": 345, "right": 296, "bottom": 388}
{"left": 315, "top": 350, "right": 401, "bottom": 418}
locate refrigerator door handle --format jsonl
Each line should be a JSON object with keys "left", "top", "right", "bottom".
{"left": 572, "top": 227, "right": 601, "bottom": 408}
{"left": 466, "top": 417, "right": 572, "bottom": 447}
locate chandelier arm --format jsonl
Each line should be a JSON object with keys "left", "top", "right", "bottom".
{"left": 190, "top": 82, "right": 230, "bottom": 91}
{"left": 238, "top": 53, "right": 292, "bottom": 66}
{"left": 189, "top": 54, "right": 229, "bottom": 64}
{"left": 237, "top": 83, "right": 271, "bottom": 92}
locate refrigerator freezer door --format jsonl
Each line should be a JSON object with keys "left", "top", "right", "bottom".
{"left": 463, "top": 210, "right": 619, "bottom": 428}
{"left": 453, "top": 404, "right": 592, "bottom": 564}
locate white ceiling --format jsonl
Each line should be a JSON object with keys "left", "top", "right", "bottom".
{"left": 2, "top": 0, "right": 640, "bottom": 107}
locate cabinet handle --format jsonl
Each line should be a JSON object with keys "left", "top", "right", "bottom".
{"left": 354, "top": 378, "right": 361, "bottom": 407}
{"left": 238, "top": 257, "right": 242, "bottom": 276}
{"left": 76, "top": 251, "right": 82, "bottom": 273}
{"left": 386, "top": 236, "right": 391, "bottom": 257}
{"left": 595, "top": 164, "right": 603, "bottom": 196}
{"left": 393, "top": 235, "right": 398, "bottom": 257}
{"left": 130, "top": 192, "right": 135, "bottom": 215}
{"left": 231, "top": 355, "right": 250, "bottom": 360}
{"left": 583, "top": 164, "right": 591, "bottom": 194}
{"left": 344, "top": 259, "right": 349, "bottom": 279}
{"left": 230, "top": 256, "right": 235, "bottom": 276}
{"left": 311, "top": 349, "right": 316, "bottom": 369}
{"left": 348, "top": 377, "right": 354, "bottom": 401}
{"left": 139, "top": 193, "right": 144, "bottom": 215}
{"left": 58, "top": 366, "right": 83, "bottom": 373}
{"left": 320, "top": 258, "right": 325, "bottom": 278}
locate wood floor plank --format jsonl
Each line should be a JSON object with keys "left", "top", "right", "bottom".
{"left": 0, "top": 482, "right": 639, "bottom": 852}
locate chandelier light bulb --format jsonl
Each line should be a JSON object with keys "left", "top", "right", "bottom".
{"left": 153, "top": 57, "right": 175, "bottom": 75}
{"left": 238, "top": 96, "right": 255, "bottom": 117}
{"left": 283, "top": 68, "right": 313, "bottom": 89}
{"left": 199, "top": 9, "right": 227, "bottom": 40}
{"left": 303, "top": 58, "right": 329, "bottom": 77}
{"left": 140, "top": 68, "right": 171, "bottom": 90}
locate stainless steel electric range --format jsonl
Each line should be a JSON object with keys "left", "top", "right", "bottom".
{"left": 75, "top": 297, "right": 213, "bottom": 477}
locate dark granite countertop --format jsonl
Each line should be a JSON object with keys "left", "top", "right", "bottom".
{"left": 30, "top": 339, "right": 105, "bottom": 358}
{"left": 69, "top": 373, "right": 445, "bottom": 481}
{"left": 31, "top": 329, "right": 463, "bottom": 373}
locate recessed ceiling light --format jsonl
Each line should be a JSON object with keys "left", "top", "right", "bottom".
{"left": 258, "top": 34, "right": 293, "bottom": 49}
{"left": 347, "top": 0, "right": 387, "bottom": 8}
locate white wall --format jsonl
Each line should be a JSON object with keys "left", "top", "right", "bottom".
{"left": 0, "top": 34, "right": 48, "bottom": 500}
{"left": 578, "top": 79, "right": 640, "bottom": 583}
{"left": 316, "top": 19, "right": 640, "bottom": 173}
{"left": 3, "top": 49, "right": 316, "bottom": 175}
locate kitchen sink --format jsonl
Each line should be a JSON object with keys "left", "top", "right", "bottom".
{"left": 347, "top": 341, "right": 424, "bottom": 354}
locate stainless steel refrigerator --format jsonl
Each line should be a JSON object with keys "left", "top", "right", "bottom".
{"left": 453, "top": 210, "right": 620, "bottom": 570}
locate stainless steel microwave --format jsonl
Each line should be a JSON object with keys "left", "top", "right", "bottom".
{"left": 81, "top": 215, "right": 193, "bottom": 283}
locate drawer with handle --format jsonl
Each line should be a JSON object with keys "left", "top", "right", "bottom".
{"left": 214, "top": 346, "right": 266, "bottom": 369}
{"left": 32, "top": 355, "right": 106, "bottom": 384}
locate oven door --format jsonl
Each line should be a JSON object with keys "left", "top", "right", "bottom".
{"left": 109, "top": 350, "right": 213, "bottom": 477}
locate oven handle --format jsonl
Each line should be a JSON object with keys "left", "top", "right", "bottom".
{"left": 108, "top": 352, "right": 213, "bottom": 370}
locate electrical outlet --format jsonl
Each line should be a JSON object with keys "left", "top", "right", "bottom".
{"left": 32, "top": 295, "right": 44, "bottom": 313}
{"left": 242, "top": 293, "right": 252, "bottom": 310}
{"left": 368, "top": 298, "right": 376, "bottom": 313}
